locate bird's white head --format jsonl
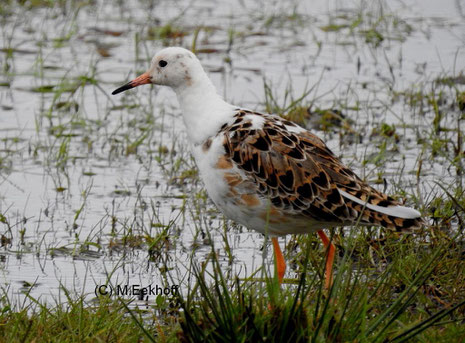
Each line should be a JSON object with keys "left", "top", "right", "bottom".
{"left": 112, "top": 47, "right": 206, "bottom": 95}
{"left": 112, "top": 47, "right": 232, "bottom": 144}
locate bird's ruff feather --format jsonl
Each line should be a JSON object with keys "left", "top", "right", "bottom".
{"left": 217, "top": 109, "right": 423, "bottom": 232}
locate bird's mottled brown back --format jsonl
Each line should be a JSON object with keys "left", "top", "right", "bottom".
{"left": 219, "top": 109, "right": 423, "bottom": 231}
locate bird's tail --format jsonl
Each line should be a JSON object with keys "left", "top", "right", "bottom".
{"left": 339, "top": 189, "right": 424, "bottom": 231}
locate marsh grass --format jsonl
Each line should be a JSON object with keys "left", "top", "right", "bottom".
{"left": 170, "top": 225, "right": 465, "bottom": 342}
{"left": 1, "top": 225, "right": 463, "bottom": 342}
{"left": 0, "top": 290, "right": 158, "bottom": 342}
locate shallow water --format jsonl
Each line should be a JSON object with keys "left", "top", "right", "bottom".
{"left": 0, "top": 0, "right": 464, "bottom": 306}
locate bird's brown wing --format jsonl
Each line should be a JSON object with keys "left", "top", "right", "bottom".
{"left": 221, "top": 109, "right": 421, "bottom": 231}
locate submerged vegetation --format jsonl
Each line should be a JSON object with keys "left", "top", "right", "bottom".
{"left": 0, "top": 0, "right": 464, "bottom": 341}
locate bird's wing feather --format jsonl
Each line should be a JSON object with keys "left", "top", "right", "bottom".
{"left": 220, "top": 110, "right": 422, "bottom": 231}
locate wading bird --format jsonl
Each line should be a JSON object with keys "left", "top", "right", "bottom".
{"left": 112, "top": 47, "right": 423, "bottom": 287}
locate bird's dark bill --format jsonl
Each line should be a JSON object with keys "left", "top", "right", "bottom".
{"left": 112, "top": 72, "right": 151, "bottom": 95}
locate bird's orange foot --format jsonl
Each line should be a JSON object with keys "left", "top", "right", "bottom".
{"left": 272, "top": 237, "right": 286, "bottom": 283}
{"left": 317, "top": 230, "right": 336, "bottom": 289}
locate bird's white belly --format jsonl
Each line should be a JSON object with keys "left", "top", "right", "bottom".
{"left": 192, "top": 137, "right": 267, "bottom": 230}
{"left": 191, "top": 136, "right": 322, "bottom": 236}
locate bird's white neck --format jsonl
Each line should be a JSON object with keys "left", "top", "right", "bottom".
{"left": 174, "top": 75, "right": 234, "bottom": 145}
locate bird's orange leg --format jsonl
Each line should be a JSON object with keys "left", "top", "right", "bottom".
{"left": 317, "top": 230, "right": 335, "bottom": 289}
{"left": 272, "top": 237, "right": 286, "bottom": 283}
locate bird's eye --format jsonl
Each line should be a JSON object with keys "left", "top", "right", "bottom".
{"left": 158, "top": 60, "right": 168, "bottom": 67}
